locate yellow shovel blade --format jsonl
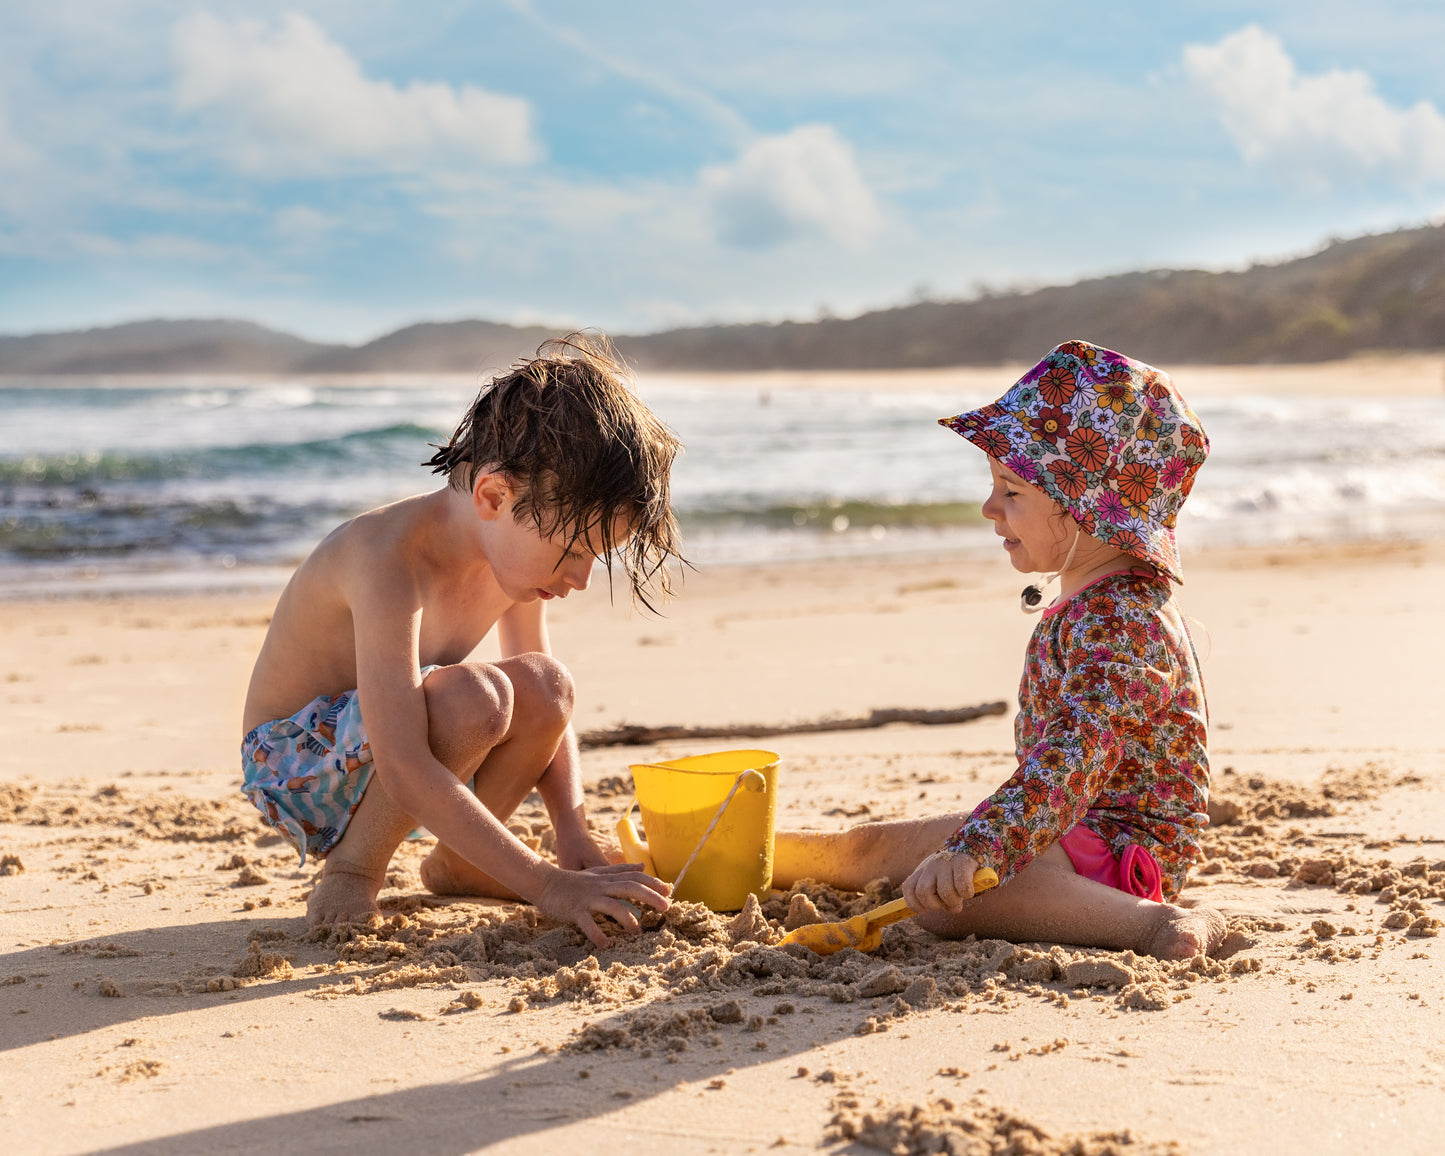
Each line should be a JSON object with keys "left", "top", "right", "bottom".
{"left": 778, "top": 867, "right": 999, "bottom": 955}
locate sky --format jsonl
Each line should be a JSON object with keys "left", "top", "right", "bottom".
{"left": 3, "top": 1, "right": 1445, "bottom": 343}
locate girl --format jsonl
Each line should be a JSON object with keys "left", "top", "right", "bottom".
{"left": 773, "top": 339, "right": 1224, "bottom": 960}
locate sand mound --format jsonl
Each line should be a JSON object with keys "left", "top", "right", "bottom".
{"left": 1195, "top": 768, "right": 1443, "bottom": 941}
{"left": 15, "top": 767, "right": 1431, "bottom": 1041}
{"left": 827, "top": 1093, "right": 1183, "bottom": 1155}
{"left": 1205, "top": 763, "right": 1407, "bottom": 825}
{"left": 293, "top": 877, "right": 1260, "bottom": 1045}
{"left": 275, "top": 770, "right": 1291, "bottom": 1026}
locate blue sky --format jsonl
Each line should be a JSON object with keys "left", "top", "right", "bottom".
{"left": 3, "top": 1, "right": 1445, "bottom": 342}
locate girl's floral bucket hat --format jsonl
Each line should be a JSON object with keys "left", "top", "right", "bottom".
{"left": 939, "top": 339, "right": 1209, "bottom": 582}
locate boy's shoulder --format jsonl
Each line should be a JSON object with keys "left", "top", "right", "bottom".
{"left": 297, "top": 492, "right": 461, "bottom": 605}
{"left": 338, "top": 491, "right": 444, "bottom": 557}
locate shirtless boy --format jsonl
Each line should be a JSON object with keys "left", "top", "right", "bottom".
{"left": 240, "top": 336, "right": 679, "bottom": 946}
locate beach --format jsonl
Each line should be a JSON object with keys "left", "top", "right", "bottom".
{"left": 3, "top": 532, "right": 1444, "bottom": 1155}
{"left": 12, "top": 1, "right": 1445, "bottom": 1148}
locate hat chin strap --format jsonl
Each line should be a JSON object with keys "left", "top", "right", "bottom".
{"left": 1020, "top": 529, "right": 1081, "bottom": 614}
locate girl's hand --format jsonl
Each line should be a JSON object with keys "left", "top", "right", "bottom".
{"left": 904, "top": 849, "right": 983, "bottom": 914}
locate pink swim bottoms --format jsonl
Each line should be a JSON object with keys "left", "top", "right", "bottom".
{"left": 1058, "top": 826, "right": 1164, "bottom": 902}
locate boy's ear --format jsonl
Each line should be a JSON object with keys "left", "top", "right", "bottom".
{"left": 471, "top": 470, "right": 512, "bottom": 522}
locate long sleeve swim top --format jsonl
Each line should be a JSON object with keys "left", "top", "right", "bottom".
{"left": 943, "top": 570, "right": 1209, "bottom": 899}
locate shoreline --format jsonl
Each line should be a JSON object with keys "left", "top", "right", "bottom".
{"left": 648, "top": 352, "right": 1445, "bottom": 398}
{"left": 3, "top": 351, "right": 1444, "bottom": 396}
{"left": 4, "top": 525, "right": 1442, "bottom": 604}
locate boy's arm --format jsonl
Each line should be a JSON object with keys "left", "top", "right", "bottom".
{"left": 497, "top": 601, "right": 609, "bottom": 870}
{"left": 349, "top": 560, "right": 660, "bottom": 943}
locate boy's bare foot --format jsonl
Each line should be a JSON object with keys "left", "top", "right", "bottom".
{"left": 1141, "top": 903, "right": 1226, "bottom": 960}
{"left": 419, "top": 846, "right": 521, "bottom": 901}
{"left": 306, "top": 863, "right": 383, "bottom": 928}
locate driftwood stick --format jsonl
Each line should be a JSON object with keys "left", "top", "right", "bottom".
{"left": 577, "top": 701, "right": 1008, "bottom": 750}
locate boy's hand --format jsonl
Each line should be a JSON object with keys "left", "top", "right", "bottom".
{"left": 903, "top": 849, "right": 983, "bottom": 914}
{"left": 536, "top": 863, "right": 671, "bottom": 949}
{"left": 554, "top": 824, "right": 615, "bottom": 872}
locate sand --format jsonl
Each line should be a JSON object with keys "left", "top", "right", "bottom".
{"left": 3, "top": 539, "right": 1444, "bottom": 1154}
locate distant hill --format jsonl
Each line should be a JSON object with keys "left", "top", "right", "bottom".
{"left": 4, "top": 223, "right": 1445, "bottom": 375}
{"left": 622, "top": 222, "right": 1445, "bottom": 370}
{"left": 304, "top": 319, "right": 559, "bottom": 373}
{"left": 0, "top": 319, "right": 343, "bottom": 374}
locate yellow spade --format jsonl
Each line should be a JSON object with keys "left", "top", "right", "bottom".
{"left": 777, "top": 867, "right": 1000, "bottom": 955}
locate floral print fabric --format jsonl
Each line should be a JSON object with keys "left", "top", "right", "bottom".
{"left": 939, "top": 339, "right": 1209, "bottom": 582}
{"left": 943, "top": 571, "right": 1208, "bottom": 900}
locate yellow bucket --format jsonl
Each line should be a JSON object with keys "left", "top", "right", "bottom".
{"left": 627, "top": 749, "right": 779, "bottom": 911}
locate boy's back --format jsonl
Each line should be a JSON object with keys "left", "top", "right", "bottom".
{"left": 239, "top": 335, "right": 683, "bottom": 946}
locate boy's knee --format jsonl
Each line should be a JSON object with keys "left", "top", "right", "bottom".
{"left": 423, "top": 663, "right": 514, "bottom": 754}
{"left": 506, "top": 652, "right": 575, "bottom": 728}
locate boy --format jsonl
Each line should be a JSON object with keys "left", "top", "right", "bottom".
{"left": 240, "top": 335, "right": 679, "bottom": 947}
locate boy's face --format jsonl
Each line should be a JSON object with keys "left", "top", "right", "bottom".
{"left": 473, "top": 473, "right": 633, "bottom": 603}
{"left": 979, "top": 458, "right": 1073, "bottom": 575}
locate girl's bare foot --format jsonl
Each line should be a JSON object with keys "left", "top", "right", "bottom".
{"left": 1141, "top": 903, "right": 1226, "bottom": 960}
{"left": 306, "top": 862, "right": 383, "bottom": 928}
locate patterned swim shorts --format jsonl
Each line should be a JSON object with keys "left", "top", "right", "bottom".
{"left": 241, "top": 668, "right": 437, "bottom": 864}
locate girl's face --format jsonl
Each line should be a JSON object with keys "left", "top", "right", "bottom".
{"left": 980, "top": 458, "right": 1073, "bottom": 574}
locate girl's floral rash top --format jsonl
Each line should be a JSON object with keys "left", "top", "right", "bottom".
{"left": 944, "top": 570, "right": 1208, "bottom": 899}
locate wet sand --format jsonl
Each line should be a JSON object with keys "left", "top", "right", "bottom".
{"left": 2, "top": 539, "right": 1443, "bottom": 1154}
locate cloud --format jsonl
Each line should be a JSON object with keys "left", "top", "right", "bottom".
{"left": 1184, "top": 25, "right": 1445, "bottom": 187}
{"left": 0, "top": 99, "right": 37, "bottom": 178}
{"left": 700, "top": 124, "right": 880, "bottom": 249}
{"left": 64, "top": 229, "right": 240, "bottom": 264}
{"left": 499, "top": 0, "right": 752, "bottom": 147}
{"left": 271, "top": 205, "right": 342, "bottom": 255}
{"left": 172, "top": 12, "right": 539, "bottom": 178}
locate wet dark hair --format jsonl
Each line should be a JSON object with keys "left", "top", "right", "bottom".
{"left": 425, "top": 332, "right": 684, "bottom": 608}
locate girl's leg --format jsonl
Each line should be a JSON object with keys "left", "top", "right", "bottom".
{"left": 772, "top": 814, "right": 968, "bottom": 891}
{"left": 774, "top": 819, "right": 1224, "bottom": 960}
{"left": 917, "top": 842, "right": 1225, "bottom": 960}
{"left": 306, "top": 653, "right": 569, "bottom": 926}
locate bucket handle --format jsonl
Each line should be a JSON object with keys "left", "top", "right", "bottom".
{"left": 628, "top": 767, "right": 768, "bottom": 895}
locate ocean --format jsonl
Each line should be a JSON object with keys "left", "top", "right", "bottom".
{"left": 2, "top": 375, "right": 1444, "bottom": 596}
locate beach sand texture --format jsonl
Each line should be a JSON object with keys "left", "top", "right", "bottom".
{"left": 3, "top": 540, "right": 1444, "bottom": 1154}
